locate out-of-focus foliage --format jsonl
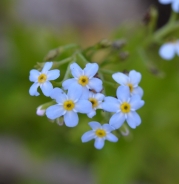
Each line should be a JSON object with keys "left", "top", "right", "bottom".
{"left": 1, "top": 1, "right": 179, "bottom": 184}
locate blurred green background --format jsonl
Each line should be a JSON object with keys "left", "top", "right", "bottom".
{"left": 1, "top": 0, "right": 179, "bottom": 184}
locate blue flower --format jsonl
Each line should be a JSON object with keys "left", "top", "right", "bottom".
{"left": 29, "top": 62, "right": 60, "bottom": 96}
{"left": 62, "top": 63, "right": 103, "bottom": 97}
{"left": 81, "top": 121, "right": 118, "bottom": 149}
{"left": 102, "top": 86, "right": 145, "bottom": 129}
{"left": 46, "top": 85, "right": 92, "bottom": 127}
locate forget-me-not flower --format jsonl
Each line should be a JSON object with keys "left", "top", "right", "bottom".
{"left": 159, "top": 40, "right": 179, "bottom": 60}
{"left": 81, "top": 121, "right": 118, "bottom": 149}
{"left": 46, "top": 85, "right": 92, "bottom": 127}
{"left": 29, "top": 62, "right": 60, "bottom": 96}
{"left": 62, "top": 62, "right": 103, "bottom": 97}
{"left": 102, "top": 86, "right": 145, "bottom": 129}
{"left": 112, "top": 70, "right": 143, "bottom": 97}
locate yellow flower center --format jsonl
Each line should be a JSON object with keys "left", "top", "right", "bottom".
{"left": 89, "top": 98, "right": 98, "bottom": 108}
{"left": 38, "top": 73, "right": 47, "bottom": 83}
{"left": 120, "top": 102, "right": 131, "bottom": 113}
{"left": 63, "top": 100, "right": 75, "bottom": 111}
{"left": 95, "top": 129, "right": 106, "bottom": 137}
{"left": 78, "top": 76, "right": 89, "bottom": 86}
{"left": 127, "top": 83, "right": 133, "bottom": 92}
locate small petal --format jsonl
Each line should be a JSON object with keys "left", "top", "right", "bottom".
{"left": 29, "top": 83, "right": 40, "bottom": 96}
{"left": 116, "top": 86, "right": 130, "bottom": 102}
{"left": 62, "top": 78, "right": 76, "bottom": 90}
{"left": 29, "top": 69, "right": 40, "bottom": 82}
{"left": 158, "top": 0, "right": 173, "bottom": 4}
{"left": 112, "top": 72, "right": 129, "bottom": 85}
{"left": 109, "top": 112, "right": 125, "bottom": 129}
{"left": 95, "top": 93, "right": 105, "bottom": 101}
{"left": 88, "top": 78, "right": 103, "bottom": 92}
{"left": 46, "top": 104, "right": 64, "bottom": 120}
{"left": 102, "top": 124, "right": 114, "bottom": 132}
{"left": 47, "top": 69, "right": 60, "bottom": 80}
{"left": 94, "top": 138, "right": 105, "bottom": 149}
{"left": 67, "top": 84, "right": 82, "bottom": 101}
{"left": 64, "top": 111, "right": 79, "bottom": 127}
{"left": 132, "top": 86, "right": 144, "bottom": 97}
{"left": 40, "top": 81, "right": 53, "bottom": 97}
{"left": 89, "top": 121, "right": 101, "bottom": 130}
{"left": 159, "top": 43, "right": 175, "bottom": 60}
{"left": 102, "top": 97, "right": 119, "bottom": 112}
{"left": 126, "top": 111, "right": 141, "bottom": 129}
{"left": 129, "top": 70, "right": 141, "bottom": 86}
{"left": 50, "top": 88, "right": 66, "bottom": 104}
{"left": 41, "top": 62, "right": 53, "bottom": 73}
{"left": 130, "top": 95, "right": 145, "bottom": 110}
{"left": 172, "top": 0, "right": 179, "bottom": 12}
{"left": 84, "top": 63, "right": 99, "bottom": 78}
{"left": 87, "top": 110, "right": 96, "bottom": 118}
{"left": 75, "top": 100, "right": 92, "bottom": 113}
{"left": 81, "top": 130, "right": 95, "bottom": 142}
{"left": 106, "top": 133, "right": 118, "bottom": 142}
{"left": 36, "top": 106, "right": 45, "bottom": 116}
{"left": 70, "top": 63, "right": 83, "bottom": 78}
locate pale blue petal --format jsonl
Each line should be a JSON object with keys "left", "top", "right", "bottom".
{"left": 47, "top": 69, "right": 60, "bottom": 80}
{"left": 84, "top": 63, "right": 99, "bottom": 78}
{"left": 88, "top": 78, "right": 103, "bottom": 92}
{"left": 112, "top": 72, "right": 129, "bottom": 85}
{"left": 46, "top": 104, "right": 64, "bottom": 120}
{"left": 159, "top": 43, "right": 175, "bottom": 60}
{"left": 94, "top": 138, "right": 105, "bottom": 149}
{"left": 70, "top": 63, "right": 83, "bottom": 78}
{"left": 75, "top": 100, "right": 92, "bottom": 113}
{"left": 130, "top": 95, "right": 145, "bottom": 110}
{"left": 116, "top": 86, "right": 130, "bottom": 102}
{"left": 102, "top": 124, "right": 114, "bottom": 132}
{"left": 126, "top": 111, "right": 141, "bottom": 129}
{"left": 129, "top": 70, "right": 141, "bottom": 86}
{"left": 64, "top": 111, "right": 79, "bottom": 127}
{"left": 81, "top": 130, "right": 95, "bottom": 142}
{"left": 87, "top": 110, "right": 96, "bottom": 118}
{"left": 132, "top": 86, "right": 143, "bottom": 97}
{"left": 172, "top": 0, "right": 179, "bottom": 12}
{"left": 95, "top": 93, "right": 105, "bottom": 101}
{"left": 62, "top": 78, "right": 76, "bottom": 90}
{"left": 29, "top": 69, "right": 40, "bottom": 82}
{"left": 50, "top": 88, "right": 66, "bottom": 103}
{"left": 158, "top": 0, "right": 173, "bottom": 4}
{"left": 67, "top": 84, "right": 82, "bottom": 101}
{"left": 102, "top": 97, "right": 119, "bottom": 112}
{"left": 89, "top": 121, "right": 101, "bottom": 130}
{"left": 81, "top": 88, "right": 90, "bottom": 99}
{"left": 40, "top": 81, "right": 53, "bottom": 97}
{"left": 29, "top": 83, "right": 40, "bottom": 96}
{"left": 106, "top": 133, "right": 118, "bottom": 142}
{"left": 41, "top": 62, "right": 53, "bottom": 72}
{"left": 109, "top": 113, "right": 125, "bottom": 129}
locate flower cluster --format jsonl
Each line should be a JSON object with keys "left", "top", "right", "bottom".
{"left": 29, "top": 61, "right": 144, "bottom": 149}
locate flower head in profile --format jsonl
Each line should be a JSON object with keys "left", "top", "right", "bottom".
{"left": 81, "top": 121, "right": 118, "bottom": 149}
{"left": 62, "top": 63, "right": 103, "bottom": 97}
{"left": 29, "top": 62, "right": 60, "bottom": 96}
{"left": 102, "top": 86, "right": 145, "bottom": 129}
{"left": 112, "top": 70, "right": 143, "bottom": 97}
{"left": 87, "top": 92, "right": 105, "bottom": 118}
{"left": 159, "top": 40, "right": 179, "bottom": 60}
{"left": 159, "top": 0, "right": 179, "bottom": 13}
{"left": 46, "top": 85, "right": 92, "bottom": 127}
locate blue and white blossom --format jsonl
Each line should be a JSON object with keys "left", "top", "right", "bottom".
{"left": 159, "top": 40, "right": 179, "bottom": 60}
{"left": 87, "top": 92, "right": 105, "bottom": 118}
{"left": 29, "top": 62, "right": 60, "bottom": 96}
{"left": 102, "top": 86, "right": 145, "bottom": 129}
{"left": 81, "top": 121, "right": 118, "bottom": 149}
{"left": 112, "top": 70, "right": 143, "bottom": 97}
{"left": 159, "top": 0, "right": 179, "bottom": 13}
{"left": 62, "top": 62, "right": 103, "bottom": 97}
{"left": 46, "top": 85, "right": 92, "bottom": 127}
